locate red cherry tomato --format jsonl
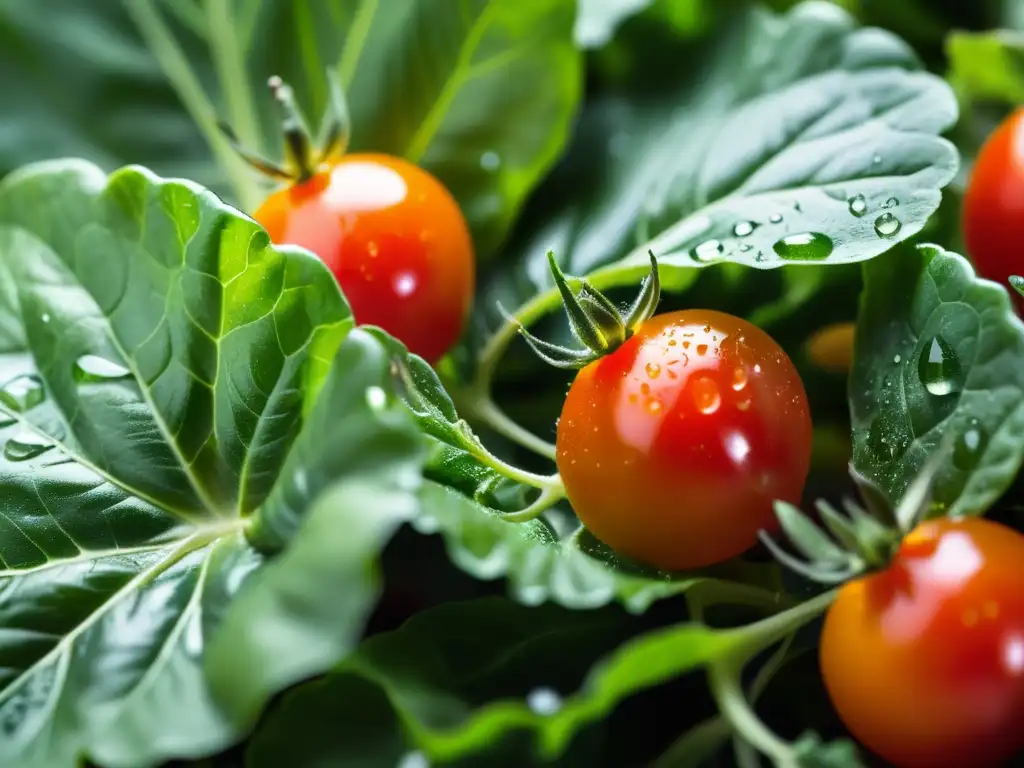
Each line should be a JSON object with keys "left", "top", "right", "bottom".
{"left": 254, "top": 153, "right": 475, "bottom": 364}
{"left": 555, "top": 309, "right": 812, "bottom": 571}
{"left": 963, "top": 107, "right": 1024, "bottom": 310}
{"left": 820, "top": 517, "right": 1024, "bottom": 768}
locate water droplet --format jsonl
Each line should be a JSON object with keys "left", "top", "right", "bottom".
{"left": 872, "top": 154, "right": 882, "bottom": 164}
{"left": 645, "top": 362, "right": 661, "bottom": 379}
{"left": 696, "top": 344, "right": 708, "bottom": 356}
{"left": 692, "top": 376, "right": 721, "bottom": 415}
{"left": 769, "top": 213, "right": 784, "bottom": 224}
{"left": 365, "top": 386, "right": 388, "bottom": 410}
{"left": 883, "top": 196, "right": 900, "bottom": 209}
{"left": 772, "top": 232, "right": 834, "bottom": 261}
{"left": 793, "top": 201, "right": 803, "bottom": 212}
{"left": 74, "top": 355, "right": 131, "bottom": 383}
{"left": 954, "top": 422, "right": 987, "bottom": 471}
{"left": 367, "top": 241, "right": 379, "bottom": 257}
{"left": 480, "top": 151, "right": 501, "bottom": 172}
{"left": 893, "top": 354, "right": 902, "bottom": 364}
{"left": 736, "top": 398, "right": 751, "bottom": 411}
{"left": 4, "top": 428, "right": 52, "bottom": 462}
{"left": 919, "top": 336, "right": 962, "bottom": 397}
{"left": 739, "top": 243, "right": 753, "bottom": 253}
{"left": 0, "top": 375, "right": 45, "bottom": 412}
{"left": 690, "top": 239, "right": 724, "bottom": 263}
{"left": 847, "top": 194, "right": 868, "bottom": 217}
{"left": 732, "top": 367, "right": 748, "bottom": 391}
{"left": 396, "top": 751, "right": 430, "bottom": 768}
{"left": 733, "top": 221, "right": 757, "bottom": 237}
{"left": 41, "top": 313, "right": 50, "bottom": 324}
{"left": 867, "top": 413, "right": 910, "bottom": 461}
{"left": 646, "top": 399, "right": 663, "bottom": 414}
{"left": 527, "top": 687, "right": 563, "bottom": 716}
{"left": 874, "top": 212, "right": 902, "bottom": 238}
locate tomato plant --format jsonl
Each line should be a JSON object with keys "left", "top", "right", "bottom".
{"left": 821, "top": 517, "right": 1024, "bottom": 768}
{"left": 2, "top": 2, "right": 1024, "bottom": 768}
{"left": 963, "top": 106, "right": 1024, "bottom": 310}
{"left": 556, "top": 307, "right": 812, "bottom": 571}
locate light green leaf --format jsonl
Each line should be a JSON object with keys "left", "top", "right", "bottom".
{"left": 250, "top": 0, "right": 583, "bottom": 258}
{"left": 850, "top": 243, "right": 1024, "bottom": 517}
{"left": 0, "top": 160, "right": 422, "bottom": 768}
{"left": 948, "top": 30, "right": 1024, "bottom": 104}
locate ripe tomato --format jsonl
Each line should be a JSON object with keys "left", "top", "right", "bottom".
{"left": 805, "top": 322, "right": 855, "bottom": 374}
{"left": 555, "top": 309, "right": 812, "bottom": 571}
{"left": 820, "top": 517, "right": 1024, "bottom": 768}
{"left": 963, "top": 107, "right": 1024, "bottom": 311}
{"left": 254, "top": 153, "right": 475, "bottom": 364}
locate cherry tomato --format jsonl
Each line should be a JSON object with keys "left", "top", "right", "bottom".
{"left": 555, "top": 309, "right": 812, "bottom": 571}
{"left": 254, "top": 153, "right": 475, "bottom": 364}
{"left": 963, "top": 107, "right": 1024, "bottom": 311}
{"left": 805, "top": 322, "right": 855, "bottom": 374}
{"left": 820, "top": 517, "right": 1024, "bottom": 768}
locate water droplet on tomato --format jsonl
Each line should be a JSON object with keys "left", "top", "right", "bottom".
{"left": 919, "top": 335, "right": 962, "bottom": 397}
{"left": 732, "top": 367, "right": 747, "bottom": 391}
{"left": 692, "top": 376, "right": 721, "bottom": 414}
{"left": 393, "top": 272, "right": 417, "bottom": 297}
{"left": 847, "top": 194, "right": 868, "bottom": 217}
{"left": 736, "top": 397, "right": 751, "bottom": 411}
{"left": 874, "top": 212, "right": 901, "bottom": 238}
{"left": 772, "top": 232, "right": 834, "bottom": 261}
{"left": 696, "top": 344, "right": 708, "bottom": 356}
{"left": 4, "top": 428, "right": 52, "bottom": 462}
{"left": 646, "top": 399, "right": 663, "bottom": 414}
{"left": 640, "top": 382, "right": 650, "bottom": 395}
{"left": 690, "top": 239, "right": 724, "bottom": 263}
{"left": 0, "top": 375, "right": 45, "bottom": 412}
{"left": 645, "top": 362, "right": 661, "bottom": 379}
{"left": 74, "top": 355, "right": 131, "bottom": 383}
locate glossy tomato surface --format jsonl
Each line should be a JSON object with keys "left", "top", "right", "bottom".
{"left": 555, "top": 309, "right": 812, "bottom": 571}
{"left": 254, "top": 153, "right": 475, "bottom": 363}
{"left": 963, "top": 107, "right": 1024, "bottom": 311}
{"left": 820, "top": 517, "right": 1024, "bottom": 768}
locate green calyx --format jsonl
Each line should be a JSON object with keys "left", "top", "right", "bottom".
{"left": 760, "top": 441, "right": 951, "bottom": 584}
{"left": 504, "top": 250, "right": 662, "bottom": 369}
{"left": 219, "top": 72, "right": 351, "bottom": 184}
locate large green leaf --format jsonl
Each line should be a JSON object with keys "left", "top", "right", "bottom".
{"left": 0, "top": 160, "right": 424, "bottom": 767}
{"left": 483, "top": 0, "right": 958, "bottom": 330}
{"left": 948, "top": 30, "right": 1024, "bottom": 104}
{"left": 850, "top": 243, "right": 1024, "bottom": 516}
{"left": 248, "top": 597, "right": 628, "bottom": 768}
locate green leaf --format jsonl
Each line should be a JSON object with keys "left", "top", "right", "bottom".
{"left": 850, "top": 243, "right": 1024, "bottom": 518}
{"left": 484, "top": 0, "right": 958, "bottom": 328}
{"left": 250, "top": 0, "right": 583, "bottom": 258}
{"left": 574, "top": 0, "right": 656, "bottom": 48}
{"left": 419, "top": 482, "right": 782, "bottom": 613}
{"left": 248, "top": 597, "right": 626, "bottom": 768}
{"left": 0, "top": 160, "right": 424, "bottom": 767}
{"left": 791, "top": 733, "right": 865, "bottom": 768}
{"left": 948, "top": 30, "right": 1024, "bottom": 104}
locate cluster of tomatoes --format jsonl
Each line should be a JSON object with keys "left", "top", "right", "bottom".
{"left": 243, "top": 79, "right": 1024, "bottom": 768}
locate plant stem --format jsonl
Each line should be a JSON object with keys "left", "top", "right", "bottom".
{"left": 470, "top": 395, "right": 558, "bottom": 461}
{"left": 498, "top": 484, "right": 567, "bottom": 523}
{"left": 471, "top": 441, "right": 563, "bottom": 492}
{"left": 206, "top": 0, "right": 264, "bottom": 153}
{"left": 126, "top": 0, "right": 260, "bottom": 212}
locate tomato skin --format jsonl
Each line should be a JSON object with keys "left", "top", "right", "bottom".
{"left": 820, "top": 517, "right": 1024, "bottom": 768}
{"left": 555, "top": 310, "right": 812, "bottom": 571}
{"left": 963, "top": 107, "right": 1024, "bottom": 311}
{"left": 253, "top": 153, "right": 475, "bottom": 364}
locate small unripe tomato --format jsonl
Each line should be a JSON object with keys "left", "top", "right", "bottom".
{"left": 821, "top": 517, "right": 1024, "bottom": 768}
{"left": 254, "top": 154, "right": 475, "bottom": 364}
{"left": 963, "top": 107, "right": 1024, "bottom": 311}
{"left": 555, "top": 309, "right": 812, "bottom": 571}
{"left": 805, "top": 322, "right": 855, "bottom": 374}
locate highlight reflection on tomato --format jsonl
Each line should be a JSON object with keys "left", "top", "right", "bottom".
{"left": 820, "top": 517, "right": 1024, "bottom": 768}
{"left": 963, "top": 107, "right": 1024, "bottom": 311}
{"left": 555, "top": 309, "right": 812, "bottom": 571}
{"left": 254, "top": 153, "right": 475, "bottom": 364}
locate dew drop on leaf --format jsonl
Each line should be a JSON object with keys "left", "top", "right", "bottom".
{"left": 733, "top": 220, "right": 756, "bottom": 237}
{"left": 4, "top": 428, "right": 52, "bottom": 462}
{"left": 527, "top": 687, "right": 563, "bottom": 716}
{"left": 867, "top": 412, "right": 910, "bottom": 462}
{"left": 953, "top": 420, "right": 987, "bottom": 471}
{"left": 772, "top": 232, "right": 834, "bottom": 261}
{"left": 874, "top": 212, "right": 902, "bottom": 238}
{"left": 74, "top": 355, "right": 131, "bottom": 383}
{"left": 479, "top": 151, "right": 501, "bottom": 171}
{"left": 883, "top": 196, "right": 900, "bottom": 209}
{"left": 847, "top": 194, "right": 868, "bottom": 217}
{"left": 396, "top": 751, "right": 430, "bottom": 768}
{"left": 893, "top": 354, "right": 902, "bottom": 364}
{"left": 0, "top": 375, "right": 45, "bottom": 412}
{"left": 690, "top": 239, "right": 724, "bottom": 263}
{"left": 365, "top": 386, "right": 388, "bottom": 410}
{"left": 918, "top": 335, "right": 963, "bottom": 397}
{"left": 769, "top": 213, "right": 784, "bottom": 224}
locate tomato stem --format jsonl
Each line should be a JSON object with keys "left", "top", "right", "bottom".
{"left": 467, "top": 395, "right": 558, "bottom": 461}
{"left": 497, "top": 484, "right": 567, "bottom": 523}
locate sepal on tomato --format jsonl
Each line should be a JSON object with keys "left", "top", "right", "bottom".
{"left": 760, "top": 439, "right": 951, "bottom": 584}
{"left": 509, "top": 251, "right": 662, "bottom": 370}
